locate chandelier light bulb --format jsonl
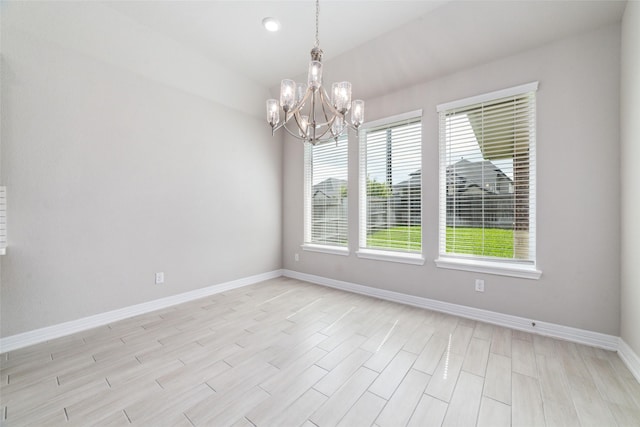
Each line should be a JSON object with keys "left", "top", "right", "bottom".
{"left": 308, "top": 61, "right": 322, "bottom": 90}
{"left": 332, "top": 82, "right": 352, "bottom": 113}
{"left": 352, "top": 100, "right": 365, "bottom": 126}
{"left": 266, "top": 99, "right": 279, "bottom": 126}
{"left": 299, "top": 115, "right": 309, "bottom": 137}
{"left": 280, "top": 79, "right": 296, "bottom": 111}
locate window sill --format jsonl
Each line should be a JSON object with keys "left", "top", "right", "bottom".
{"left": 301, "top": 244, "right": 350, "bottom": 256}
{"left": 435, "top": 256, "right": 542, "bottom": 280}
{"left": 356, "top": 249, "right": 425, "bottom": 265}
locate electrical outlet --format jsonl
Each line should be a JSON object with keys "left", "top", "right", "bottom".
{"left": 155, "top": 272, "right": 164, "bottom": 284}
{"left": 475, "top": 279, "right": 485, "bottom": 292}
{"left": 295, "top": 253, "right": 299, "bottom": 262}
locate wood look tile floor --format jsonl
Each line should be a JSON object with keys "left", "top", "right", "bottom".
{"left": 2, "top": 277, "right": 640, "bottom": 426}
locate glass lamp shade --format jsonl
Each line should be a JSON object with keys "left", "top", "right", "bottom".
{"left": 331, "top": 82, "right": 352, "bottom": 113}
{"left": 295, "top": 83, "right": 308, "bottom": 107}
{"left": 308, "top": 61, "right": 322, "bottom": 90}
{"left": 351, "top": 100, "right": 364, "bottom": 126}
{"left": 331, "top": 117, "right": 345, "bottom": 135}
{"left": 280, "top": 79, "right": 296, "bottom": 111}
{"left": 266, "top": 99, "right": 279, "bottom": 125}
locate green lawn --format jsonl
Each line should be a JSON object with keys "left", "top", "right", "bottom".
{"left": 446, "top": 227, "right": 514, "bottom": 258}
{"left": 368, "top": 226, "right": 422, "bottom": 251}
{"left": 367, "top": 226, "right": 514, "bottom": 258}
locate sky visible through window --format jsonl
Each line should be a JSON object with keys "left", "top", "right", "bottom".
{"left": 445, "top": 114, "right": 514, "bottom": 180}
{"left": 312, "top": 139, "right": 348, "bottom": 186}
{"left": 366, "top": 122, "right": 421, "bottom": 186}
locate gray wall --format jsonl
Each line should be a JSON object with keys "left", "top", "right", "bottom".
{"left": 284, "top": 24, "right": 621, "bottom": 336}
{"left": 0, "top": 3, "right": 282, "bottom": 337}
{"left": 621, "top": 2, "right": 640, "bottom": 356}
{"left": 0, "top": 2, "right": 628, "bottom": 344}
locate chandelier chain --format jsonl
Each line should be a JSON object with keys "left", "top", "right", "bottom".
{"left": 314, "top": 0, "right": 320, "bottom": 48}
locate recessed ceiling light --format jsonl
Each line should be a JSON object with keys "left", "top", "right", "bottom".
{"left": 262, "top": 17, "right": 280, "bottom": 32}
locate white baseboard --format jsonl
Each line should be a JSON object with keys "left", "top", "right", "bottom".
{"left": 3, "top": 267, "right": 635, "bottom": 376}
{"left": 283, "top": 269, "right": 620, "bottom": 351}
{"left": 618, "top": 339, "right": 640, "bottom": 383}
{"left": 0, "top": 269, "right": 283, "bottom": 353}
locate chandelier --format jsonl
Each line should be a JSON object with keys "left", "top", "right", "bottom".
{"left": 266, "top": 0, "right": 365, "bottom": 145}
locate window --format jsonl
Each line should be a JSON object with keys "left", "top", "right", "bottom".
{"left": 303, "top": 136, "right": 349, "bottom": 253}
{"left": 358, "top": 110, "right": 423, "bottom": 264}
{"left": 436, "top": 82, "right": 541, "bottom": 279}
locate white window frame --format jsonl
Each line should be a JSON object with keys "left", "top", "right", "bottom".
{"left": 435, "top": 83, "right": 542, "bottom": 279}
{"left": 302, "top": 136, "right": 350, "bottom": 256}
{"left": 357, "top": 110, "right": 425, "bottom": 265}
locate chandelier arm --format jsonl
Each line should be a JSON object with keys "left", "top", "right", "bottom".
{"left": 305, "top": 96, "right": 336, "bottom": 128}
{"left": 281, "top": 123, "right": 336, "bottom": 146}
{"left": 315, "top": 127, "right": 339, "bottom": 142}
{"left": 319, "top": 88, "right": 348, "bottom": 140}
{"left": 288, "top": 89, "right": 313, "bottom": 117}
{"left": 318, "top": 87, "right": 343, "bottom": 117}
{"left": 309, "top": 97, "right": 340, "bottom": 141}
{"left": 272, "top": 107, "right": 309, "bottom": 137}
{"left": 276, "top": 106, "right": 300, "bottom": 131}
{"left": 319, "top": 100, "right": 340, "bottom": 140}
{"left": 309, "top": 120, "right": 336, "bottom": 142}
{"left": 282, "top": 122, "right": 309, "bottom": 141}
{"left": 269, "top": 117, "right": 356, "bottom": 143}
{"left": 345, "top": 122, "right": 359, "bottom": 132}
{"left": 313, "top": 132, "right": 349, "bottom": 145}
{"left": 270, "top": 118, "right": 286, "bottom": 133}
{"left": 285, "top": 87, "right": 357, "bottom": 143}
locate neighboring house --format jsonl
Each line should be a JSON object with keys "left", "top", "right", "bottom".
{"left": 312, "top": 177, "right": 346, "bottom": 200}
{"left": 446, "top": 159, "right": 514, "bottom": 228}
{"left": 312, "top": 177, "right": 347, "bottom": 243}
{"left": 314, "top": 161, "right": 513, "bottom": 233}
{"left": 392, "top": 170, "right": 422, "bottom": 226}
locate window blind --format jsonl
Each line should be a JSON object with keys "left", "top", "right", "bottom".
{"left": 304, "top": 136, "right": 348, "bottom": 247}
{"left": 438, "top": 83, "right": 537, "bottom": 263}
{"left": 359, "top": 112, "right": 422, "bottom": 253}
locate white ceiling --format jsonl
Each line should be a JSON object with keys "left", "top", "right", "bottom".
{"left": 103, "top": 0, "right": 626, "bottom": 100}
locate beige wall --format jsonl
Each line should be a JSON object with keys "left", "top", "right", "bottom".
{"left": 284, "top": 24, "right": 621, "bottom": 335}
{"left": 621, "top": 1, "right": 640, "bottom": 355}
{"left": 0, "top": 3, "right": 282, "bottom": 336}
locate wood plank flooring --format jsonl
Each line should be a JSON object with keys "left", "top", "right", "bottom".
{"left": 1, "top": 277, "right": 639, "bottom": 426}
